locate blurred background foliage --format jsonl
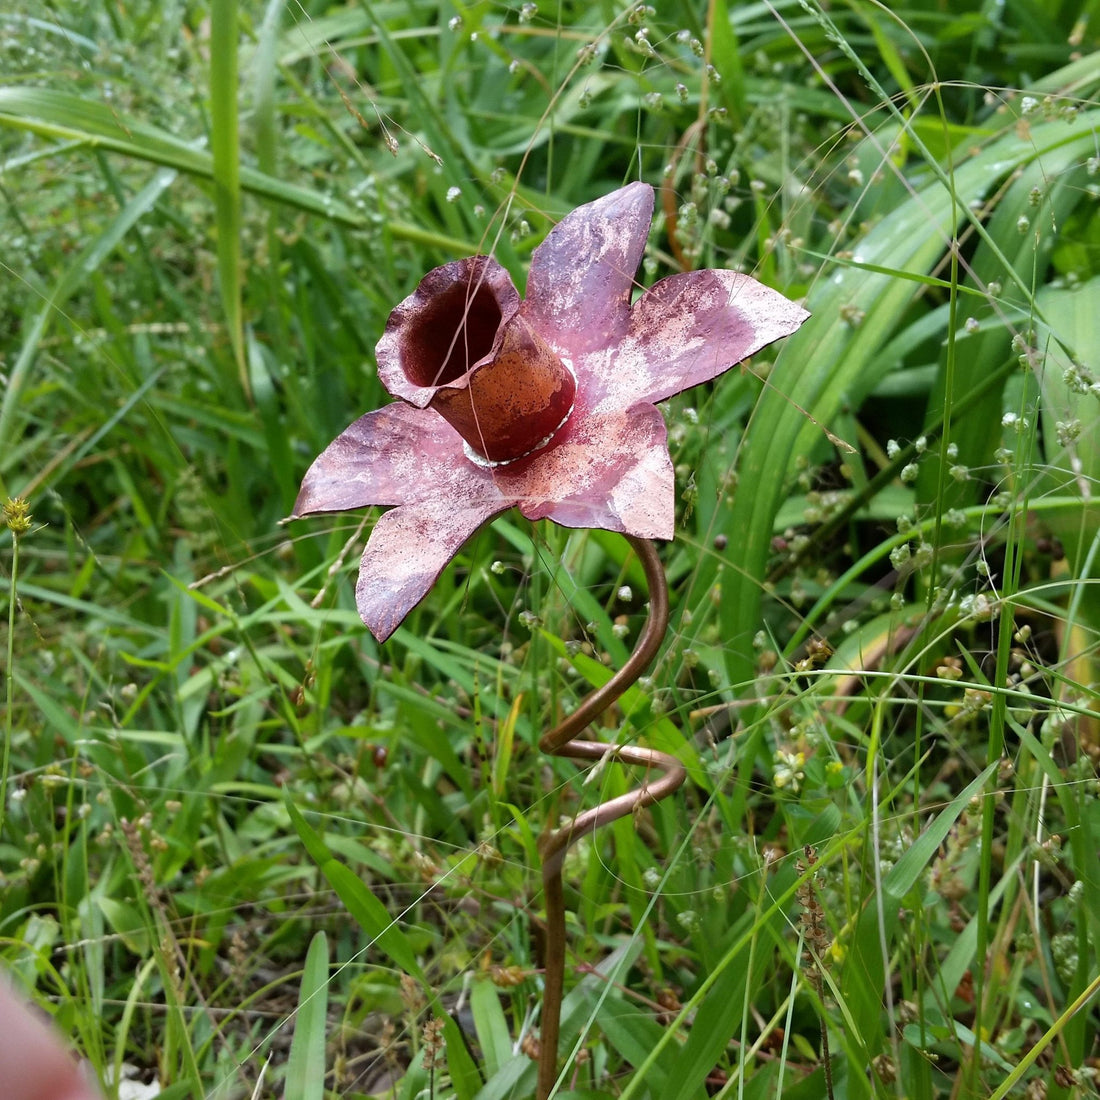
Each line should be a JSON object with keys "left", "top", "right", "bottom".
{"left": 1, "top": 1, "right": 1098, "bottom": 1098}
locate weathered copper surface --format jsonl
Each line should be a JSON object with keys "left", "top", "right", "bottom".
{"left": 294, "top": 181, "right": 810, "bottom": 641}
{"left": 375, "top": 257, "right": 576, "bottom": 463}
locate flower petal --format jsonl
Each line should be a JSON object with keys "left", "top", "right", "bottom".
{"left": 524, "top": 182, "right": 654, "bottom": 355}
{"left": 496, "top": 399, "right": 674, "bottom": 539}
{"left": 591, "top": 270, "right": 810, "bottom": 410}
{"left": 292, "top": 403, "right": 495, "bottom": 516}
{"left": 356, "top": 500, "right": 507, "bottom": 642}
{"left": 376, "top": 256, "right": 520, "bottom": 407}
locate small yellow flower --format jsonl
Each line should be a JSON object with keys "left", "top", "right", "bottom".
{"left": 3, "top": 497, "right": 32, "bottom": 535}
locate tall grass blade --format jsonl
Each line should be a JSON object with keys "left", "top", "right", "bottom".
{"left": 284, "top": 931, "right": 329, "bottom": 1100}
{"left": 210, "top": 0, "right": 247, "bottom": 398}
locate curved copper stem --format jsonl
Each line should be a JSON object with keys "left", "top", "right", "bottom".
{"left": 535, "top": 535, "right": 685, "bottom": 1100}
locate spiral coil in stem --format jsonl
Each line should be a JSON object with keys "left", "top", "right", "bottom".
{"left": 535, "top": 536, "right": 685, "bottom": 1100}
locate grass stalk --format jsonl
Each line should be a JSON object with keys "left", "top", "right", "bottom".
{"left": 1, "top": 498, "right": 31, "bottom": 840}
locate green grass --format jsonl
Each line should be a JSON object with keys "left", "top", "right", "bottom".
{"left": 2, "top": 2, "right": 1098, "bottom": 1098}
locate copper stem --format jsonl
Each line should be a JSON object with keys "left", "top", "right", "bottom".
{"left": 535, "top": 535, "right": 684, "bottom": 1100}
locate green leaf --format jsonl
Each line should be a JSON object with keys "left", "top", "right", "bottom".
{"left": 0, "top": 152, "right": 176, "bottom": 469}
{"left": 284, "top": 931, "right": 329, "bottom": 1100}
{"left": 210, "top": 0, "right": 246, "bottom": 397}
{"left": 285, "top": 798, "right": 480, "bottom": 1100}
{"left": 719, "top": 109, "right": 1100, "bottom": 688}
{"left": 96, "top": 897, "right": 151, "bottom": 957}
{"left": 0, "top": 86, "right": 474, "bottom": 250}
{"left": 324, "top": 861, "right": 426, "bottom": 982}
{"left": 843, "top": 763, "right": 999, "bottom": 1076}
{"left": 662, "top": 918, "right": 753, "bottom": 1100}
{"left": 285, "top": 798, "right": 425, "bottom": 982}
{"left": 585, "top": 992, "right": 673, "bottom": 1097}
{"left": 470, "top": 979, "right": 511, "bottom": 1078}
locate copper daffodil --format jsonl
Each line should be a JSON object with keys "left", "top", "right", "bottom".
{"left": 294, "top": 182, "right": 808, "bottom": 641}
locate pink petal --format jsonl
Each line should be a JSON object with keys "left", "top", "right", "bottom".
{"left": 292, "top": 403, "right": 494, "bottom": 516}
{"left": 524, "top": 182, "right": 654, "bottom": 355}
{"left": 376, "top": 256, "right": 520, "bottom": 407}
{"left": 495, "top": 399, "right": 674, "bottom": 539}
{"left": 590, "top": 270, "right": 811, "bottom": 410}
{"left": 356, "top": 500, "right": 507, "bottom": 642}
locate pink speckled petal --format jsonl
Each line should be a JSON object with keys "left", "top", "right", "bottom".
{"left": 496, "top": 400, "right": 674, "bottom": 539}
{"left": 524, "top": 182, "right": 654, "bottom": 354}
{"left": 292, "top": 404, "right": 494, "bottom": 516}
{"left": 591, "top": 270, "right": 811, "bottom": 410}
{"left": 356, "top": 500, "right": 507, "bottom": 642}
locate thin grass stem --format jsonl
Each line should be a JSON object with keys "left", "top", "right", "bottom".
{"left": 1, "top": 500, "right": 28, "bottom": 840}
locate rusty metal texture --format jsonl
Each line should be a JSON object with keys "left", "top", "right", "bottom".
{"left": 294, "top": 182, "right": 811, "bottom": 641}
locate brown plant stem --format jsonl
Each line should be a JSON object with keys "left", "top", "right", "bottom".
{"left": 535, "top": 535, "right": 685, "bottom": 1100}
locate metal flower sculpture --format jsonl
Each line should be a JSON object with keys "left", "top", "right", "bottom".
{"left": 294, "top": 181, "right": 808, "bottom": 1098}
{"left": 294, "top": 182, "right": 807, "bottom": 641}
